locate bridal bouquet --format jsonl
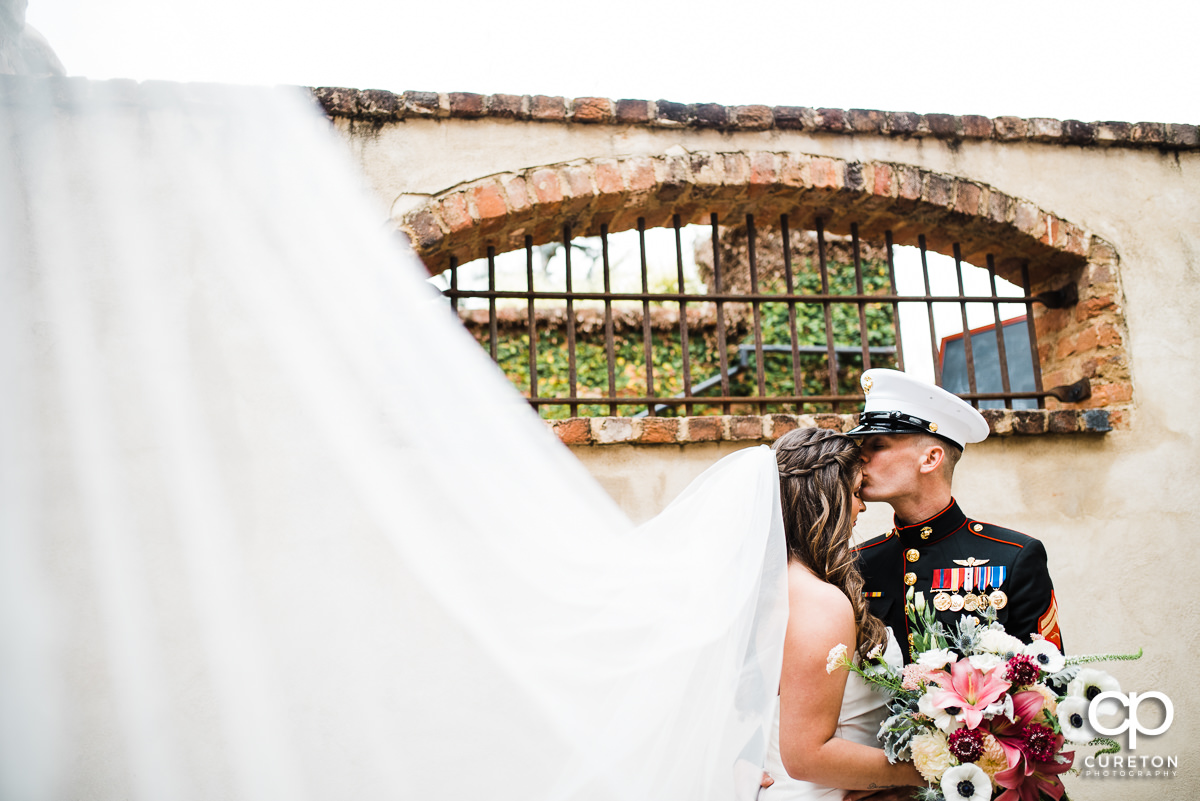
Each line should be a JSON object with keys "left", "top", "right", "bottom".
{"left": 827, "top": 588, "right": 1140, "bottom": 801}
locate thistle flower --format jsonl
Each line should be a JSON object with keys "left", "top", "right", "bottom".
{"left": 948, "top": 726, "right": 986, "bottom": 762}
{"left": 1023, "top": 638, "right": 1065, "bottom": 674}
{"left": 1005, "top": 654, "right": 1039, "bottom": 686}
{"left": 911, "top": 730, "right": 954, "bottom": 783}
{"left": 825, "top": 643, "right": 848, "bottom": 675}
{"left": 940, "top": 763, "right": 991, "bottom": 801}
{"left": 1057, "top": 696, "right": 1098, "bottom": 744}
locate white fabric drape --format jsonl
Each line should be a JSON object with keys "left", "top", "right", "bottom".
{"left": 0, "top": 78, "right": 788, "bottom": 801}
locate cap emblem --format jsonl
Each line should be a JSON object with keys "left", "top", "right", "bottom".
{"left": 862, "top": 374, "right": 874, "bottom": 394}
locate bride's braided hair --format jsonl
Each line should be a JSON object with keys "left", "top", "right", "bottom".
{"left": 773, "top": 428, "right": 886, "bottom": 660}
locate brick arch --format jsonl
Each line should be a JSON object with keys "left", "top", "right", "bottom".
{"left": 401, "top": 150, "right": 1103, "bottom": 279}
{"left": 401, "top": 150, "right": 1129, "bottom": 416}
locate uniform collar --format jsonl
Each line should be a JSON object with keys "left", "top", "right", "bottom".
{"left": 892, "top": 499, "right": 966, "bottom": 547}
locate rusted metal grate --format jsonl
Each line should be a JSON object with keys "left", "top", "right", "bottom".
{"left": 443, "top": 213, "right": 1088, "bottom": 418}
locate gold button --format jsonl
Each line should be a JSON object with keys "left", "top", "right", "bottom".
{"left": 906, "top": 548, "right": 920, "bottom": 563}
{"left": 972, "top": 523, "right": 983, "bottom": 532}
{"left": 907, "top": 632, "right": 915, "bottom": 644}
{"left": 920, "top": 526, "right": 933, "bottom": 540}
{"left": 928, "top": 422, "right": 939, "bottom": 433}
{"left": 904, "top": 572, "right": 917, "bottom": 586}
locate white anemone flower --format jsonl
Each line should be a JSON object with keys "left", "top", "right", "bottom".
{"left": 918, "top": 690, "right": 960, "bottom": 733}
{"left": 978, "top": 628, "right": 1025, "bottom": 657}
{"left": 968, "top": 652, "right": 1004, "bottom": 672}
{"left": 1023, "top": 638, "right": 1065, "bottom": 674}
{"left": 1067, "top": 668, "right": 1120, "bottom": 702}
{"left": 941, "top": 763, "right": 991, "bottom": 801}
{"left": 1058, "top": 696, "right": 1099, "bottom": 744}
{"left": 917, "top": 648, "right": 958, "bottom": 670}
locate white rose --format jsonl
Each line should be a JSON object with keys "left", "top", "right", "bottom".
{"left": 978, "top": 628, "right": 1025, "bottom": 657}
{"left": 968, "top": 652, "right": 1004, "bottom": 672}
{"left": 918, "top": 648, "right": 958, "bottom": 670}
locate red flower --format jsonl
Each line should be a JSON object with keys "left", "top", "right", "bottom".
{"left": 948, "top": 727, "right": 986, "bottom": 762}
{"left": 988, "top": 691, "right": 1074, "bottom": 801}
{"left": 994, "top": 747, "right": 1074, "bottom": 801}
{"left": 1022, "top": 724, "right": 1057, "bottom": 763}
{"left": 1004, "top": 654, "right": 1039, "bottom": 687}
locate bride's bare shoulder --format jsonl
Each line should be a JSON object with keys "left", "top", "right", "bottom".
{"left": 785, "top": 562, "right": 854, "bottom": 625}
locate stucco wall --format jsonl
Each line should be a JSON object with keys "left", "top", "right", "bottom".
{"left": 337, "top": 106, "right": 1199, "bottom": 800}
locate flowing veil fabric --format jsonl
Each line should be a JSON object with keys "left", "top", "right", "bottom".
{"left": 0, "top": 78, "right": 788, "bottom": 801}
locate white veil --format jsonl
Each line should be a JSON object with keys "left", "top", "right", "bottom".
{"left": 0, "top": 79, "right": 788, "bottom": 801}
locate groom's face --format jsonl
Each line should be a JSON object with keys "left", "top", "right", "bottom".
{"left": 857, "top": 433, "right": 923, "bottom": 503}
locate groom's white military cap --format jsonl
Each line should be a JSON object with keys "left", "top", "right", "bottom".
{"left": 846, "top": 368, "right": 989, "bottom": 450}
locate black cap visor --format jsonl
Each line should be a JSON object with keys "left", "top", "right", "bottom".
{"left": 847, "top": 410, "right": 964, "bottom": 450}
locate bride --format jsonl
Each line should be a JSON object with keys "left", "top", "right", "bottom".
{"left": 762, "top": 429, "right": 922, "bottom": 800}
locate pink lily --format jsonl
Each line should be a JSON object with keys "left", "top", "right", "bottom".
{"left": 994, "top": 745, "right": 1074, "bottom": 801}
{"left": 988, "top": 694, "right": 1073, "bottom": 801}
{"left": 988, "top": 690, "right": 1048, "bottom": 767}
{"left": 928, "top": 659, "right": 1012, "bottom": 729}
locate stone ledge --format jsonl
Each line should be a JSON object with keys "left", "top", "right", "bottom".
{"left": 549, "top": 409, "right": 1114, "bottom": 446}
{"left": 310, "top": 85, "right": 1200, "bottom": 152}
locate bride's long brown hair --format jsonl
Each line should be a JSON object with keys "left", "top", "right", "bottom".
{"left": 773, "top": 427, "right": 886, "bottom": 659}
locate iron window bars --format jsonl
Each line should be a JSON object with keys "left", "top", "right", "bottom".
{"left": 442, "top": 213, "right": 1087, "bottom": 417}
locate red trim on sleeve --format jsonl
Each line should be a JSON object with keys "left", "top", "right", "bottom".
{"left": 1038, "top": 591, "right": 1062, "bottom": 650}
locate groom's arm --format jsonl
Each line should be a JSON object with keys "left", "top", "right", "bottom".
{"left": 1004, "top": 537, "right": 1062, "bottom": 651}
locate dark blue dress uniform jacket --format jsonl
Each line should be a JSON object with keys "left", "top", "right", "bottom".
{"left": 853, "top": 499, "right": 1062, "bottom": 664}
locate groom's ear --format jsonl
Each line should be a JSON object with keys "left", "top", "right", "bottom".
{"left": 917, "top": 442, "right": 945, "bottom": 476}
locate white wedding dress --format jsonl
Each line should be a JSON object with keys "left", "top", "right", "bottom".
{"left": 1, "top": 79, "right": 790, "bottom": 801}
{"left": 759, "top": 630, "right": 901, "bottom": 801}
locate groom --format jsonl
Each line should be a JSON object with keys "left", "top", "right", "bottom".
{"left": 848, "top": 369, "right": 1062, "bottom": 663}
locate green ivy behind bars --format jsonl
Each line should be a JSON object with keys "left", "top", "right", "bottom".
{"left": 472, "top": 256, "right": 899, "bottom": 418}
